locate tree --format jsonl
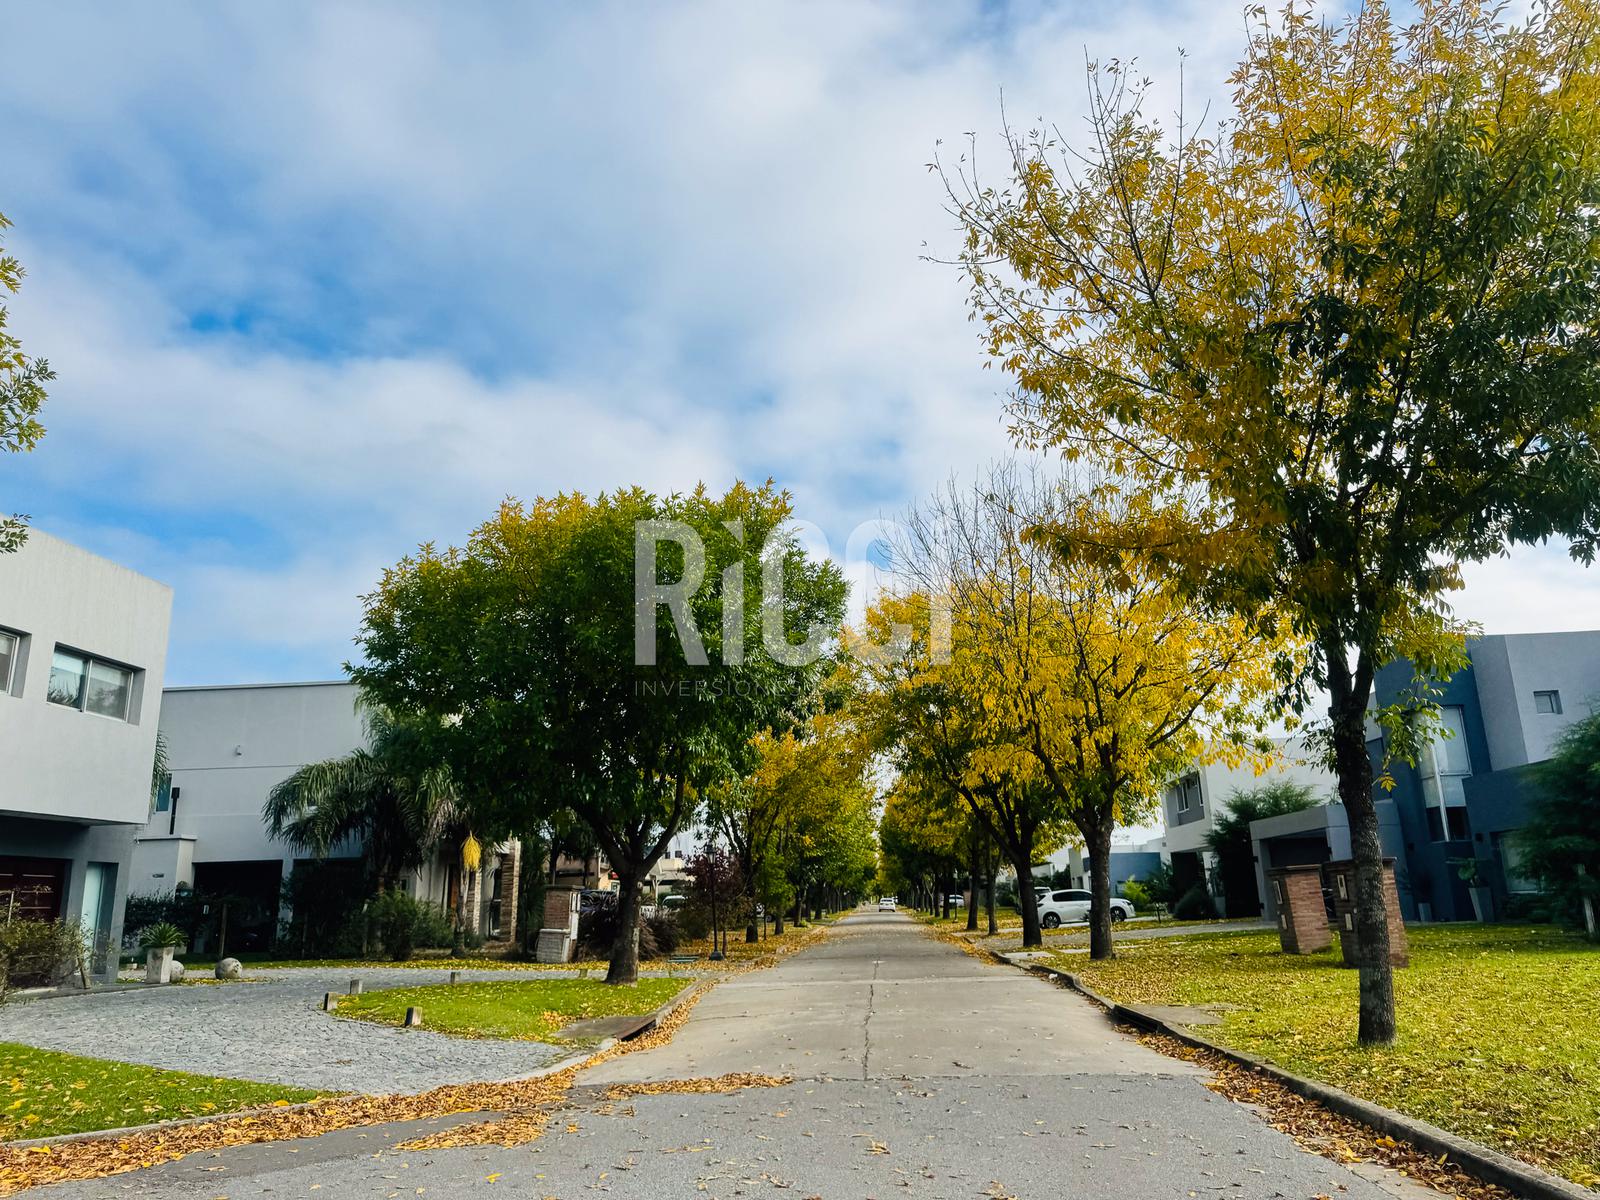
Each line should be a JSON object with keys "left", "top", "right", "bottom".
{"left": 0, "top": 212, "right": 53, "bottom": 553}
{"left": 1519, "top": 713, "right": 1600, "bottom": 937}
{"left": 876, "top": 776, "right": 970, "bottom": 914}
{"left": 1205, "top": 781, "right": 1319, "bottom": 918}
{"left": 353, "top": 484, "right": 847, "bottom": 983}
{"left": 263, "top": 703, "right": 462, "bottom": 892}
{"left": 947, "top": 0, "right": 1600, "bottom": 1041}
{"left": 851, "top": 588, "right": 1071, "bottom": 946}
{"left": 887, "top": 465, "right": 1281, "bottom": 958}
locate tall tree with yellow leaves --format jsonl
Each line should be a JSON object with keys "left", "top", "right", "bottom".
{"left": 948, "top": 0, "right": 1600, "bottom": 1041}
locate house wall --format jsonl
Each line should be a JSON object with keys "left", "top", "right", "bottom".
{"left": 1155, "top": 738, "right": 1338, "bottom": 857}
{"left": 0, "top": 530, "right": 172, "bottom": 827}
{"left": 130, "top": 681, "right": 366, "bottom": 898}
{"left": 1472, "top": 632, "right": 1600, "bottom": 768}
{"left": 0, "top": 530, "right": 172, "bottom": 980}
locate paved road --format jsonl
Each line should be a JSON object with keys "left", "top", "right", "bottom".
{"left": 39, "top": 914, "right": 1403, "bottom": 1199}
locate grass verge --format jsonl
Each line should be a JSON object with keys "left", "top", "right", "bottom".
{"left": 335, "top": 977, "right": 685, "bottom": 1041}
{"left": 1052, "top": 923, "right": 1600, "bottom": 1188}
{"left": 0, "top": 1042, "right": 318, "bottom": 1142}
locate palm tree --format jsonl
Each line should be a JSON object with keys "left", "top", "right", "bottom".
{"left": 263, "top": 703, "right": 459, "bottom": 891}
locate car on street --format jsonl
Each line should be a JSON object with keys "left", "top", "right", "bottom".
{"left": 878, "top": 896, "right": 897, "bottom": 911}
{"left": 1036, "top": 888, "right": 1134, "bottom": 927}
{"left": 947, "top": 894, "right": 965, "bottom": 908}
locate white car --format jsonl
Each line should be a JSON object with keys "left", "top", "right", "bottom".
{"left": 1037, "top": 888, "right": 1134, "bottom": 927}
{"left": 878, "top": 896, "right": 897, "bottom": 911}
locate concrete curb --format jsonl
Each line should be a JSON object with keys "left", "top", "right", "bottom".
{"left": 994, "top": 952, "right": 1597, "bottom": 1200}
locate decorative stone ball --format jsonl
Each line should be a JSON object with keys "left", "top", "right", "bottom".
{"left": 168, "top": 962, "right": 186, "bottom": 982}
{"left": 215, "top": 957, "right": 243, "bottom": 980}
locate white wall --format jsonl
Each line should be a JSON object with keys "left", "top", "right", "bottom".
{"left": 132, "top": 681, "right": 366, "bottom": 892}
{"left": 1155, "top": 737, "right": 1338, "bottom": 856}
{"left": 0, "top": 529, "right": 172, "bottom": 826}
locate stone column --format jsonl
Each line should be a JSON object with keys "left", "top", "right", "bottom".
{"left": 1267, "top": 864, "right": 1332, "bottom": 954}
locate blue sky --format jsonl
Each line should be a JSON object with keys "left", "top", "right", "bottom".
{"left": 3, "top": 0, "right": 1593, "bottom": 685}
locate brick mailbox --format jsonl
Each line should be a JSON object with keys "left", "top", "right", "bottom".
{"left": 535, "top": 885, "right": 582, "bottom": 964}
{"left": 1325, "top": 857, "right": 1409, "bottom": 968}
{"left": 1267, "top": 864, "right": 1332, "bottom": 954}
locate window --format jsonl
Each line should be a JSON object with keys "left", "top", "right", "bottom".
{"left": 1420, "top": 705, "right": 1472, "bottom": 831}
{"left": 1174, "top": 773, "right": 1202, "bottom": 815}
{"left": 47, "top": 647, "right": 135, "bottom": 721}
{"left": 0, "top": 630, "right": 17, "bottom": 695}
{"left": 1534, "top": 690, "right": 1562, "bottom": 715}
{"left": 153, "top": 773, "right": 173, "bottom": 813}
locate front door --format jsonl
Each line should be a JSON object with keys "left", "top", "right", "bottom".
{"left": 79, "top": 862, "right": 116, "bottom": 975}
{"left": 0, "top": 856, "right": 68, "bottom": 921}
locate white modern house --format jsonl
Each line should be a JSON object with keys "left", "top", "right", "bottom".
{"left": 0, "top": 530, "right": 172, "bottom": 980}
{"left": 133, "top": 679, "right": 521, "bottom": 950}
{"left": 1146, "top": 736, "right": 1338, "bottom": 902}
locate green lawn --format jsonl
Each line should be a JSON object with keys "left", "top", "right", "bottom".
{"left": 0, "top": 1042, "right": 319, "bottom": 1141}
{"left": 335, "top": 977, "right": 686, "bottom": 1041}
{"left": 1056, "top": 924, "right": 1600, "bottom": 1188}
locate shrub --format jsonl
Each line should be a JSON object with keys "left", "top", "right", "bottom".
{"left": 1140, "top": 861, "right": 1178, "bottom": 907}
{"left": 1, "top": 918, "right": 86, "bottom": 996}
{"left": 278, "top": 860, "right": 371, "bottom": 959}
{"left": 1172, "top": 883, "right": 1217, "bottom": 920}
{"left": 137, "top": 922, "right": 186, "bottom": 951}
{"left": 644, "top": 913, "right": 679, "bottom": 958}
{"left": 369, "top": 891, "right": 453, "bottom": 961}
{"left": 412, "top": 902, "right": 454, "bottom": 950}
{"left": 1121, "top": 879, "right": 1153, "bottom": 910}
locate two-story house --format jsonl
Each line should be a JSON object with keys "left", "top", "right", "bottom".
{"left": 0, "top": 530, "right": 172, "bottom": 979}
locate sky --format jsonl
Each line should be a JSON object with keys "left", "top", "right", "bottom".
{"left": 2, "top": 0, "right": 1594, "bottom": 686}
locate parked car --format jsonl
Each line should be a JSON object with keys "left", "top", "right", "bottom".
{"left": 947, "top": 894, "right": 965, "bottom": 908}
{"left": 1036, "top": 888, "right": 1134, "bottom": 927}
{"left": 878, "top": 896, "right": 897, "bottom": 911}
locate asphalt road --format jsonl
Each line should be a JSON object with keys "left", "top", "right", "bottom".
{"left": 42, "top": 912, "right": 1409, "bottom": 1200}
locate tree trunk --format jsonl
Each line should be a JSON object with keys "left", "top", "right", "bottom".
{"left": 1085, "top": 817, "right": 1116, "bottom": 961}
{"left": 966, "top": 840, "right": 980, "bottom": 932}
{"left": 985, "top": 864, "right": 997, "bottom": 935}
{"left": 773, "top": 904, "right": 784, "bottom": 935}
{"left": 1015, "top": 861, "right": 1041, "bottom": 948}
{"left": 1331, "top": 691, "right": 1396, "bottom": 1044}
{"left": 606, "top": 868, "right": 643, "bottom": 985}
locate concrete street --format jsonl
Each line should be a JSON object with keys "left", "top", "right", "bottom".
{"left": 42, "top": 913, "right": 1405, "bottom": 1199}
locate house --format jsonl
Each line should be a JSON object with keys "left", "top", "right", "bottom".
{"left": 1250, "top": 630, "right": 1600, "bottom": 923}
{"left": 132, "top": 680, "right": 521, "bottom": 951}
{"left": 1147, "top": 736, "right": 1338, "bottom": 906}
{"left": 1058, "top": 843, "right": 1164, "bottom": 896}
{"left": 0, "top": 531, "right": 172, "bottom": 980}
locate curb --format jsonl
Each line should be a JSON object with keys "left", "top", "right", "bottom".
{"left": 995, "top": 952, "right": 1597, "bottom": 1200}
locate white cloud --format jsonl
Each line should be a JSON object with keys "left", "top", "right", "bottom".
{"left": 3, "top": 0, "right": 1596, "bottom": 684}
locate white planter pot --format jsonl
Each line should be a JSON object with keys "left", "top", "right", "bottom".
{"left": 1468, "top": 887, "right": 1492, "bottom": 923}
{"left": 144, "top": 946, "right": 175, "bottom": 984}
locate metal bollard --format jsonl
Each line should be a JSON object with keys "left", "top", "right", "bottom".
{"left": 449, "top": 970, "right": 460, "bottom": 985}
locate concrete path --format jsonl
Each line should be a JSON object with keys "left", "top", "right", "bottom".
{"left": 34, "top": 914, "right": 1404, "bottom": 1199}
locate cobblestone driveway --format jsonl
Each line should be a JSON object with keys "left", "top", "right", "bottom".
{"left": 0, "top": 968, "right": 588, "bottom": 1094}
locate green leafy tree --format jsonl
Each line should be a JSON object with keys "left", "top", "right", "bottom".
{"left": 353, "top": 484, "right": 846, "bottom": 983}
{"left": 1205, "top": 781, "right": 1319, "bottom": 918}
{"left": 948, "top": 0, "right": 1600, "bottom": 1042}
{"left": 0, "top": 212, "right": 53, "bottom": 553}
{"left": 1520, "top": 713, "right": 1600, "bottom": 937}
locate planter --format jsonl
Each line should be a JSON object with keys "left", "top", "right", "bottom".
{"left": 1468, "top": 886, "right": 1492, "bottom": 923}
{"left": 144, "top": 946, "right": 175, "bottom": 984}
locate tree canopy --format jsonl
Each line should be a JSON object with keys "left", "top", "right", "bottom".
{"left": 947, "top": 0, "right": 1600, "bottom": 1041}
{"left": 352, "top": 483, "right": 848, "bottom": 982}
{"left": 0, "top": 211, "right": 52, "bottom": 554}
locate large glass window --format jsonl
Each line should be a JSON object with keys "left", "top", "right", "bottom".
{"left": 47, "top": 647, "right": 136, "bottom": 721}
{"left": 0, "top": 630, "right": 16, "bottom": 694}
{"left": 48, "top": 649, "right": 88, "bottom": 708}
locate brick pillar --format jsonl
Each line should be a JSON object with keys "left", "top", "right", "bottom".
{"left": 497, "top": 841, "right": 521, "bottom": 944}
{"left": 536, "top": 885, "right": 580, "bottom": 963}
{"left": 1267, "top": 864, "right": 1332, "bottom": 954}
{"left": 1326, "top": 857, "right": 1409, "bottom": 968}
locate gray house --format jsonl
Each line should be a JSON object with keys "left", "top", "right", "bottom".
{"left": 0, "top": 530, "right": 173, "bottom": 979}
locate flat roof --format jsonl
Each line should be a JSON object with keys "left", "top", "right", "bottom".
{"left": 163, "top": 679, "right": 354, "bottom": 693}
